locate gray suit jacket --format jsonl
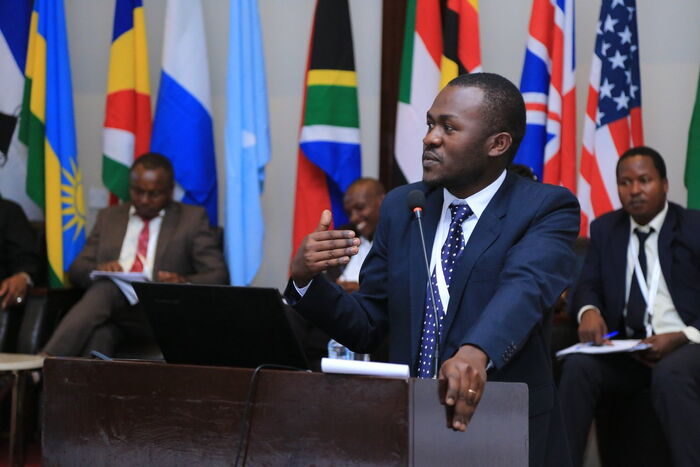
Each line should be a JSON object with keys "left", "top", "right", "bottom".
{"left": 69, "top": 202, "right": 228, "bottom": 288}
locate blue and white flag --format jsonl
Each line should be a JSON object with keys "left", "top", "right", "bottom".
{"left": 151, "top": 0, "right": 218, "bottom": 224}
{"left": 0, "top": 0, "right": 41, "bottom": 219}
{"left": 224, "top": 0, "right": 270, "bottom": 285}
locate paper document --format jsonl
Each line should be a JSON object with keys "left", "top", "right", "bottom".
{"left": 89, "top": 271, "right": 149, "bottom": 282}
{"left": 89, "top": 271, "right": 149, "bottom": 305}
{"left": 556, "top": 339, "right": 651, "bottom": 359}
{"left": 321, "top": 358, "right": 410, "bottom": 379}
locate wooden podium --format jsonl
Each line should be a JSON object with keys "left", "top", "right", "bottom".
{"left": 42, "top": 358, "right": 527, "bottom": 466}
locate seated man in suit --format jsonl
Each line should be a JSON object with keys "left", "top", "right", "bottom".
{"left": 559, "top": 146, "right": 700, "bottom": 467}
{"left": 0, "top": 195, "right": 39, "bottom": 310}
{"left": 335, "top": 177, "right": 385, "bottom": 293}
{"left": 287, "top": 73, "right": 579, "bottom": 466}
{"left": 42, "top": 153, "right": 228, "bottom": 357}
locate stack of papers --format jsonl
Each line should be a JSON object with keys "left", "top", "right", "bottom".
{"left": 556, "top": 339, "right": 651, "bottom": 359}
{"left": 89, "top": 271, "right": 149, "bottom": 305}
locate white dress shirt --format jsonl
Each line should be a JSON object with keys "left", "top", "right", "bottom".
{"left": 429, "top": 170, "right": 506, "bottom": 312}
{"left": 118, "top": 207, "right": 165, "bottom": 280}
{"left": 338, "top": 236, "right": 372, "bottom": 283}
{"left": 578, "top": 203, "right": 700, "bottom": 343}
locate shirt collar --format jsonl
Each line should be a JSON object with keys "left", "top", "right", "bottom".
{"left": 630, "top": 202, "right": 668, "bottom": 234}
{"left": 442, "top": 169, "right": 506, "bottom": 220}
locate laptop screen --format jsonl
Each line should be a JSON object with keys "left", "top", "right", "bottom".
{"left": 133, "top": 282, "right": 309, "bottom": 370}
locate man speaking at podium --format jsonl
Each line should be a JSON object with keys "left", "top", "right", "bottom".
{"left": 287, "top": 73, "right": 579, "bottom": 466}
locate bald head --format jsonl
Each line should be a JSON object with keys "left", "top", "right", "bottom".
{"left": 343, "top": 178, "right": 385, "bottom": 240}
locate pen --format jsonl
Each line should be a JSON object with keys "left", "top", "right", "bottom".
{"left": 575, "top": 330, "right": 619, "bottom": 349}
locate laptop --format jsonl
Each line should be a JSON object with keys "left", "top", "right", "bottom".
{"left": 133, "top": 282, "right": 309, "bottom": 370}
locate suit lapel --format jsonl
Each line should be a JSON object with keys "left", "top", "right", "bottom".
{"left": 409, "top": 186, "right": 443, "bottom": 366}
{"left": 107, "top": 205, "right": 131, "bottom": 260}
{"left": 657, "top": 205, "right": 676, "bottom": 295}
{"left": 153, "top": 203, "right": 180, "bottom": 273}
{"left": 609, "top": 214, "right": 630, "bottom": 321}
{"left": 439, "top": 174, "right": 511, "bottom": 342}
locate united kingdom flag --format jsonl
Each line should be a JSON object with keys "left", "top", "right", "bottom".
{"left": 514, "top": 0, "right": 576, "bottom": 192}
{"left": 578, "top": 0, "right": 643, "bottom": 235}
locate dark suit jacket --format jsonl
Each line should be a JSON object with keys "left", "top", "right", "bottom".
{"left": 571, "top": 202, "right": 700, "bottom": 332}
{"left": 0, "top": 197, "right": 39, "bottom": 283}
{"left": 69, "top": 201, "right": 228, "bottom": 288}
{"left": 288, "top": 172, "right": 580, "bottom": 465}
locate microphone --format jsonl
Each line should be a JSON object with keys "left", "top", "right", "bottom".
{"left": 407, "top": 190, "right": 440, "bottom": 378}
{"left": 407, "top": 189, "right": 426, "bottom": 218}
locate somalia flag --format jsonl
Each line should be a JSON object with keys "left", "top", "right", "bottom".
{"left": 224, "top": 0, "right": 270, "bottom": 285}
{"left": 19, "top": 0, "right": 86, "bottom": 287}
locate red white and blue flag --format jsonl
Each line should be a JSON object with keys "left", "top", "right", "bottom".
{"left": 514, "top": 0, "right": 576, "bottom": 192}
{"left": 578, "top": 0, "right": 643, "bottom": 235}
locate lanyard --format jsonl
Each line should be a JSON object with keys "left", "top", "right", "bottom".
{"left": 626, "top": 238, "right": 661, "bottom": 337}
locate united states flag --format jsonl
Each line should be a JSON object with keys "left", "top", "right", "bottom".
{"left": 578, "top": 0, "right": 643, "bottom": 235}
{"left": 515, "top": 0, "right": 576, "bottom": 192}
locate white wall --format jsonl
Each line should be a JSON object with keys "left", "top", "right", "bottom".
{"left": 61, "top": 0, "right": 699, "bottom": 290}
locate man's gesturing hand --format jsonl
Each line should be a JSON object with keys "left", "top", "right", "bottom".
{"left": 291, "top": 210, "right": 360, "bottom": 287}
{"left": 438, "top": 345, "right": 488, "bottom": 432}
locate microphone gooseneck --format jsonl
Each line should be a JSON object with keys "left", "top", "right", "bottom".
{"left": 407, "top": 190, "right": 440, "bottom": 379}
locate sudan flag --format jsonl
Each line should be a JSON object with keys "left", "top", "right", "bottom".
{"left": 394, "top": 0, "right": 481, "bottom": 185}
{"left": 19, "top": 0, "right": 86, "bottom": 287}
{"left": 102, "top": 0, "right": 151, "bottom": 202}
{"left": 292, "top": 0, "right": 361, "bottom": 252}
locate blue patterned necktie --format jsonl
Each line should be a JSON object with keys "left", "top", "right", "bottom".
{"left": 417, "top": 202, "right": 473, "bottom": 378}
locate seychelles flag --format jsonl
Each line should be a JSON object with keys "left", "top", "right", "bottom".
{"left": 151, "top": 0, "right": 218, "bottom": 224}
{"left": 292, "top": 0, "right": 362, "bottom": 253}
{"left": 19, "top": 0, "right": 86, "bottom": 287}
{"left": 102, "top": 0, "right": 152, "bottom": 202}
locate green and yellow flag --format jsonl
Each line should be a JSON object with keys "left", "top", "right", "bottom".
{"left": 19, "top": 0, "right": 85, "bottom": 287}
{"left": 686, "top": 73, "right": 700, "bottom": 209}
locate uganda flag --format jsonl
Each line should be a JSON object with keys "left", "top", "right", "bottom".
{"left": 292, "top": 0, "right": 361, "bottom": 253}
{"left": 102, "top": 0, "right": 152, "bottom": 202}
{"left": 394, "top": 0, "right": 481, "bottom": 185}
{"left": 19, "top": 0, "right": 86, "bottom": 287}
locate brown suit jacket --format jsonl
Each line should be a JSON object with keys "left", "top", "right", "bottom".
{"left": 69, "top": 202, "right": 228, "bottom": 288}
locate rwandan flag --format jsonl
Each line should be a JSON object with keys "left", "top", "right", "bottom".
{"left": 19, "top": 0, "right": 86, "bottom": 287}
{"left": 292, "top": 0, "right": 362, "bottom": 253}
{"left": 102, "top": 0, "right": 152, "bottom": 202}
